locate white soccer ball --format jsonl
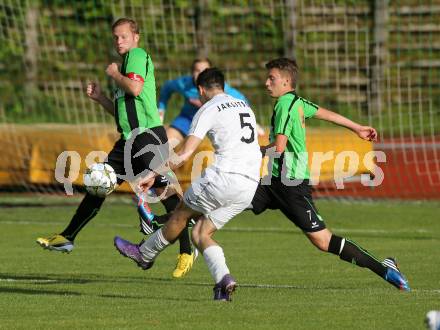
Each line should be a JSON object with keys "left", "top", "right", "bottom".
{"left": 426, "top": 311, "right": 440, "bottom": 330}
{"left": 83, "top": 163, "right": 117, "bottom": 197}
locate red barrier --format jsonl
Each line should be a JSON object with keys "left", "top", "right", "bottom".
{"left": 314, "top": 136, "right": 440, "bottom": 199}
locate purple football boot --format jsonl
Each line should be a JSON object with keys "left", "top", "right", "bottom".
{"left": 213, "top": 274, "right": 237, "bottom": 301}
{"left": 114, "top": 236, "right": 154, "bottom": 270}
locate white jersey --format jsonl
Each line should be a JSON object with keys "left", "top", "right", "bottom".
{"left": 189, "top": 93, "right": 262, "bottom": 181}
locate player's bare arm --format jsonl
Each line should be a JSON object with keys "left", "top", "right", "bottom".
{"left": 314, "top": 107, "right": 378, "bottom": 142}
{"left": 171, "top": 135, "right": 203, "bottom": 168}
{"left": 86, "top": 82, "right": 114, "bottom": 116}
{"left": 260, "top": 134, "right": 288, "bottom": 155}
{"left": 106, "top": 63, "right": 144, "bottom": 97}
{"left": 138, "top": 135, "right": 203, "bottom": 192}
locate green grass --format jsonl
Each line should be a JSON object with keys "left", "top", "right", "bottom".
{"left": 0, "top": 196, "right": 439, "bottom": 329}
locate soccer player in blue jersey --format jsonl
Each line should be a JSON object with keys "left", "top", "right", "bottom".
{"left": 158, "top": 58, "right": 250, "bottom": 143}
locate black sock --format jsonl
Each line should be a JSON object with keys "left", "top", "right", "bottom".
{"left": 161, "top": 194, "right": 180, "bottom": 213}
{"left": 153, "top": 213, "right": 172, "bottom": 225}
{"left": 160, "top": 194, "right": 191, "bottom": 254}
{"left": 328, "top": 235, "right": 387, "bottom": 277}
{"left": 153, "top": 194, "right": 178, "bottom": 228}
{"left": 61, "top": 193, "right": 105, "bottom": 242}
{"left": 178, "top": 228, "right": 192, "bottom": 254}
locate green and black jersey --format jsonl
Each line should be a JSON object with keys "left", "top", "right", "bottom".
{"left": 114, "top": 47, "right": 162, "bottom": 139}
{"left": 270, "top": 91, "right": 319, "bottom": 180}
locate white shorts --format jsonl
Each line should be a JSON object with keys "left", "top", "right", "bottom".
{"left": 183, "top": 167, "right": 259, "bottom": 229}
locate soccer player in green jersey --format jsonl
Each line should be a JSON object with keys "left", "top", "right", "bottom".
{"left": 36, "top": 18, "right": 183, "bottom": 259}
{"left": 250, "top": 58, "right": 410, "bottom": 291}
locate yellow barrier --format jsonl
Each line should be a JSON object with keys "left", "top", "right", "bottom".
{"left": 0, "top": 124, "right": 373, "bottom": 192}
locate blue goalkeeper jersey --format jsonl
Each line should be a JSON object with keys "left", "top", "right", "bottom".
{"left": 157, "top": 75, "right": 248, "bottom": 119}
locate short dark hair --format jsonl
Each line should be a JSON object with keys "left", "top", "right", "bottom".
{"left": 265, "top": 58, "right": 299, "bottom": 88}
{"left": 196, "top": 68, "right": 225, "bottom": 90}
{"left": 191, "top": 58, "right": 212, "bottom": 71}
{"left": 112, "top": 18, "right": 139, "bottom": 34}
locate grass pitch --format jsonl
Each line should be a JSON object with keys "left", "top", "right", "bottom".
{"left": 0, "top": 196, "right": 439, "bottom": 329}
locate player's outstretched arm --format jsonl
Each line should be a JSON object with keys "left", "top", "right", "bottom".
{"left": 171, "top": 135, "right": 203, "bottom": 168}
{"left": 314, "top": 107, "right": 378, "bottom": 142}
{"left": 137, "top": 135, "right": 203, "bottom": 193}
{"left": 86, "top": 82, "right": 114, "bottom": 116}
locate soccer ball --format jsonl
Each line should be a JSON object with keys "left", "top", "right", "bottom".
{"left": 426, "top": 311, "right": 440, "bottom": 330}
{"left": 83, "top": 163, "right": 117, "bottom": 197}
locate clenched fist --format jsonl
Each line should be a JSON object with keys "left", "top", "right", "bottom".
{"left": 356, "top": 126, "right": 378, "bottom": 142}
{"left": 86, "top": 82, "right": 102, "bottom": 102}
{"left": 106, "top": 63, "right": 119, "bottom": 78}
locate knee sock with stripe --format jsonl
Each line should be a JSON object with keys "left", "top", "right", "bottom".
{"left": 328, "top": 234, "right": 387, "bottom": 277}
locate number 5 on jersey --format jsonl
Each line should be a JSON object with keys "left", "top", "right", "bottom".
{"left": 239, "top": 113, "right": 255, "bottom": 144}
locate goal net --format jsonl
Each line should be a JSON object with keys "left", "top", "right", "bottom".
{"left": 0, "top": 0, "right": 438, "bottom": 199}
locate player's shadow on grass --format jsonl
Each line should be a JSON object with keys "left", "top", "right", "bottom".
{"left": 97, "top": 293, "right": 204, "bottom": 302}
{"left": 0, "top": 287, "right": 203, "bottom": 302}
{"left": 0, "top": 273, "right": 208, "bottom": 301}
{"left": 0, "top": 287, "right": 81, "bottom": 296}
{"left": 0, "top": 285, "right": 203, "bottom": 302}
{"left": 0, "top": 273, "right": 91, "bottom": 284}
{"left": 0, "top": 273, "right": 172, "bottom": 286}
{"left": 2, "top": 273, "right": 216, "bottom": 290}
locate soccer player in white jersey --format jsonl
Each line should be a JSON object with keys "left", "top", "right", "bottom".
{"left": 114, "top": 68, "right": 262, "bottom": 301}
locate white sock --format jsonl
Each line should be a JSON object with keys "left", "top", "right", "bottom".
{"left": 139, "top": 228, "right": 170, "bottom": 262}
{"left": 203, "top": 245, "right": 230, "bottom": 284}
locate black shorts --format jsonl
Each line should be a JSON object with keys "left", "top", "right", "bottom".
{"left": 251, "top": 177, "right": 326, "bottom": 232}
{"left": 106, "top": 126, "right": 168, "bottom": 185}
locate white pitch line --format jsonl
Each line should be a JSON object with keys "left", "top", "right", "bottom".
{"left": 222, "top": 227, "right": 430, "bottom": 234}
{"left": 0, "top": 220, "right": 431, "bottom": 235}
{"left": 0, "top": 278, "right": 58, "bottom": 283}
{"left": 1, "top": 278, "right": 439, "bottom": 294}
{"left": 203, "top": 283, "right": 440, "bottom": 293}
{"left": 238, "top": 285, "right": 440, "bottom": 293}
{"left": 239, "top": 283, "right": 305, "bottom": 289}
